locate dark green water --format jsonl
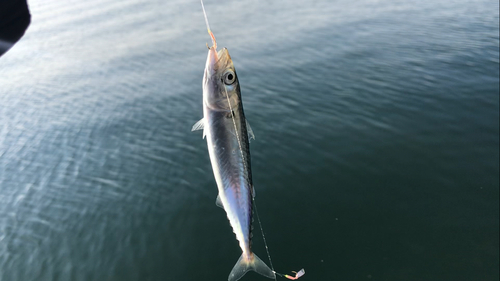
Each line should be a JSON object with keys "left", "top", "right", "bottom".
{"left": 0, "top": 0, "right": 498, "bottom": 280}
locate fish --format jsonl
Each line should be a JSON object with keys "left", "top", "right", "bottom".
{"left": 192, "top": 1, "right": 275, "bottom": 281}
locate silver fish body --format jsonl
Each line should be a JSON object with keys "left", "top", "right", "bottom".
{"left": 193, "top": 46, "right": 275, "bottom": 281}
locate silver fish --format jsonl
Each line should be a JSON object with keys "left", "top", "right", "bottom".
{"left": 192, "top": 1, "right": 275, "bottom": 281}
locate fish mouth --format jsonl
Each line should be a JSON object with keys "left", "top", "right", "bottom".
{"left": 205, "top": 47, "right": 233, "bottom": 79}
{"left": 206, "top": 46, "right": 219, "bottom": 74}
{"left": 217, "top": 48, "right": 233, "bottom": 69}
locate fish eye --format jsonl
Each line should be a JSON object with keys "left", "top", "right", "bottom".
{"left": 223, "top": 70, "right": 236, "bottom": 85}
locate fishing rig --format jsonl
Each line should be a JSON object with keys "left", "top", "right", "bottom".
{"left": 253, "top": 199, "right": 305, "bottom": 280}
{"left": 201, "top": 1, "right": 306, "bottom": 279}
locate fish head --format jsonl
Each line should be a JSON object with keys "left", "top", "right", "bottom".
{"left": 203, "top": 47, "right": 241, "bottom": 110}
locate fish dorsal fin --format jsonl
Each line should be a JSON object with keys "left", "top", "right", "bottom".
{"left": 246, "top": 120, "right": 255, "bottom": 142}
{"left": 191, "top": 118, "right": 206, "bottom": 139}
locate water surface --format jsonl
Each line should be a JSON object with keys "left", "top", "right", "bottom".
{"left": 0, "top": 0, "right": 498, "bottom": 280}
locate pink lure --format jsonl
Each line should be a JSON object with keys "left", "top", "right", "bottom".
{"left": 284, "top": 269, "right": 305, "bottom": 280}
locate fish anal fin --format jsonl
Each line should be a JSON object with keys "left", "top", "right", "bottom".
{"left": 228, "top": 253, "right": 275, "bottom": 281}
{"left": 216, "top": 194, "right": 223, "bottom": 208}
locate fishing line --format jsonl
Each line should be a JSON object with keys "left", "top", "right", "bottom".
{"left": 223, "top": 87, "right": 304, "bottom": 280}
{"left": 223, "top": 87, "right": 247, "bottom": 180}
{"left": 254, "top": 189, "right": 305, "bottom": 280}
{"left": 223, "top": 87, "right": 277, "bottom": 281}
{"left": 252, "top": 197, "right": 278, "bottom": 281}
{"left": 201, "top": 0, "right": 216, "bottom": 49}
{"left": 253, "top": 176, "right": 305, "bottom": 280}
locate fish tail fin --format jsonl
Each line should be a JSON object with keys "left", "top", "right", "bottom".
{"left": 228, "top": 253, "right": 275, "bottom": 281}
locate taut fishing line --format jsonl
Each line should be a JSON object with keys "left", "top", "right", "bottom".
{"left": 223, "top": 87, "right": 304, "bottom": 280}
{"left": 223, "top": 87, "right": 277, "bottom": 281}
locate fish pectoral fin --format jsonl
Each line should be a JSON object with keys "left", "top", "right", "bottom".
{"left": 191, "top": 118, "right": 206, "bottom": 139}
{"left": 191, "top": 118, "right": 205, "bottom": 131}
{"left": 229, "top": 253, "right": 275, "bottom": 281}
{"left": 215, "top": 194, "right": 223, "bottom": 208}
{"left": 246, "top": 120, "right": 255, "bottom": 142}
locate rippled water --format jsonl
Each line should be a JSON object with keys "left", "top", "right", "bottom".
{"left": 1, "top": 0, "right": 498, "bottom": 280}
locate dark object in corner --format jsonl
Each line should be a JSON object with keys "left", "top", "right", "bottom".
{"left": 0, "top": 0, "right": 31, "bottom": 57}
